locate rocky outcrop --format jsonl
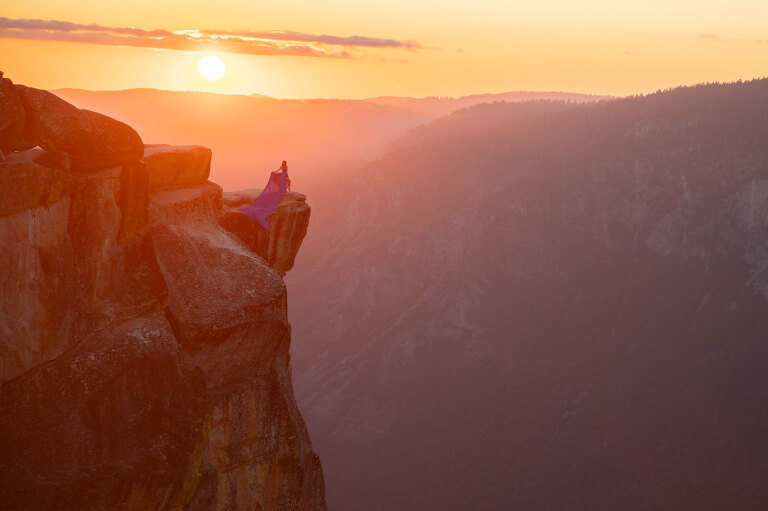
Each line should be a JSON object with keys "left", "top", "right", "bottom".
{"left": 0, "top": 76, "right": 324, "bottom": 510}
{"left": 221, "top": 190, "right": 311, "bottom": 275}
{"left": 147, "top": 179, "right": 322, "bottom": 510}
{"left": 0, "top": 71, "right": 26, "bottom": 154}
{"left": 144, "top": 144, "right": 212, "bottom": 190}
{"left": 14, "top": 84, "right": 144, "bottom": 172}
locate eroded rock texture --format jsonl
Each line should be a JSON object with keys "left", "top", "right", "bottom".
{"left": 0, "top": 152, "right": 74, "bottom": 382}
{"left": 0, "top": 77, "right": 324, "bottom": 511}
{"left": 221, "top": 190, "right": 311, "bottom": 276}
{"left": 144, "top": 144, "right": 212, "bottom": 191}
{"left": 147, "top": 181, "right": 322, "bottom": 511}
{"left": 0, "top": 315, "right": 208, "bottom": 511}
{"left": 0, "top": 71, "right": 26, "bottom": 154}
{"left": 14, "top": 84, "right": 144, "bottom": 172}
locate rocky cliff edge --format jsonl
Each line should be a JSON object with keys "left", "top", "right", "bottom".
{"left": 0, "top": 72, "right": 325, "bottom": 511}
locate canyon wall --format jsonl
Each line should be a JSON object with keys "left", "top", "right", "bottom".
{"left": 0, "top": 73, "right": 325, "bottom": 511}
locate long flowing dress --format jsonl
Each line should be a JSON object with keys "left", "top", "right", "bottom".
{"left": 238, "top": 171, "right": 288, "bottom": 230}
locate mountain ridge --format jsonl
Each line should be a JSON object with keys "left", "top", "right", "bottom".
{"left": 287, "top": 77, "right": 768, "bottom": 510}
{"left": 51, "top": 87, "right": 606, "bottom": 191}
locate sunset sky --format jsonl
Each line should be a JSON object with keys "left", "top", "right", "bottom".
{"left": 3, "top": 0, "right": 767, "bottom": 98}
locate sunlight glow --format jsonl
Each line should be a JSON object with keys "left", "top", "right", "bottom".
{"left": 3, "top": 1, "right": 768, "bottom": 97}
{"left": 198, "top": 55, "right": 226, "bottom": 81}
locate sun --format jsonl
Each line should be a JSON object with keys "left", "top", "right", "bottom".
{"left": 198, "top": 55, "right": 226, "bottom": 81}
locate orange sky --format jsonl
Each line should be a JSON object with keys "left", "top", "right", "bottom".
{"left": 2, "top": 0, "right": 767, "bottom": 98}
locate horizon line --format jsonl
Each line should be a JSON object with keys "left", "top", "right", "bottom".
{"left": 35, "top": 74, "right": 767, "bottom": 102}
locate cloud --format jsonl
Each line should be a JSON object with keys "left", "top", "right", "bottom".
{"left": 0, "top": 17, "right": 422, "bottom": 58}
{"left": 227, "top": 30, "right": 421, "bottom": 49}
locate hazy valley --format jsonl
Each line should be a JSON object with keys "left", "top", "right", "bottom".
{"left": 287, "top": 80, "right": 768, "bottom": 509}
{"left": 55, "top": 88, "right": 602, "bottom": 191}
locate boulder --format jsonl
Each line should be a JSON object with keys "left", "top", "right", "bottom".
{"left": 15, "top": 85, "right": 143, "bottom": 172}
{"left": 143, "top": 144, "right": 212, "bottom": 190}
{"left": 0, "top": 314, "right": 209, "bottom": 511}
{"left": 221, "top": 190, "right": 311, "bottom": 275}
{"left": 148, "top": 180, "right": 287, "bottom": 368}
{"left": 152, "top": 222, "right": 286, "bottom": 351}
{"left": 0, "top": 72, "right": 25, "bottom": 153}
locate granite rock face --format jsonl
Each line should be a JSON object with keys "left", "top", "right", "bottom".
{"left": 0, "top": 79, "right": 324, "bottom": 510}
{"left": 146, "top": 178, "right": 322, "bottom": 510}
{"left": 221, "top": 190, "right": 311, "bottom": 276}
{"left": 0, "top": 71, "right": 26, "bottom": 154}
{"left": 0, "top": 148, "right": 69, "bottom": 216}
{"left": 0, "top": 315, "right": 209, "bottom": 511}
{"left": 144, "top": 144, "right": 212, "bottom": 190}
{"left": 0, "top": 155, "right": 75, "bottom": 382}
{"left": 15, "top": 84, "right": 144, "bottom": 172}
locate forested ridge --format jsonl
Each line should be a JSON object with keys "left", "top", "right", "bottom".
{"left": 289, "top": 78, "right": 768, "bottom": 510}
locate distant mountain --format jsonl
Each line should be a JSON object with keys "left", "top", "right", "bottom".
{"left": 53, "top": 88, "right": 428, "bottom": 191}
{"left": 367, "top": 90, "right": 607, "bottom": 117}
{"left": 53, "top": 88, "right": 604, "bottom": 191}
{"left": 287, "top": 80, "right": 768, "bottom": 510}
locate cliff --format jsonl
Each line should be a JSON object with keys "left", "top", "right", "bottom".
{"left": 0, "top": 73, "right": 325, "bottom": 511}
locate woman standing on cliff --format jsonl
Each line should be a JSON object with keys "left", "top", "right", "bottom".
{"left": 239, "top": 160, "right": 291, "bottom": 230}
{"left": 279, "top": 160, "right": 291, "bottom": 191}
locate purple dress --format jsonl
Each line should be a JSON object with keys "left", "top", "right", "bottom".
{"left": 238, "top": 171, "right": 288, "bottom": 230}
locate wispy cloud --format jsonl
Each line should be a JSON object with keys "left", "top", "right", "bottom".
{"left": 0, "top": 17, "right": 422, "bottom": 58}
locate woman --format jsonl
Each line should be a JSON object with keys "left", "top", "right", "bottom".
{"left": 279, "top": 160, "right": 291, "bottom": 191}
